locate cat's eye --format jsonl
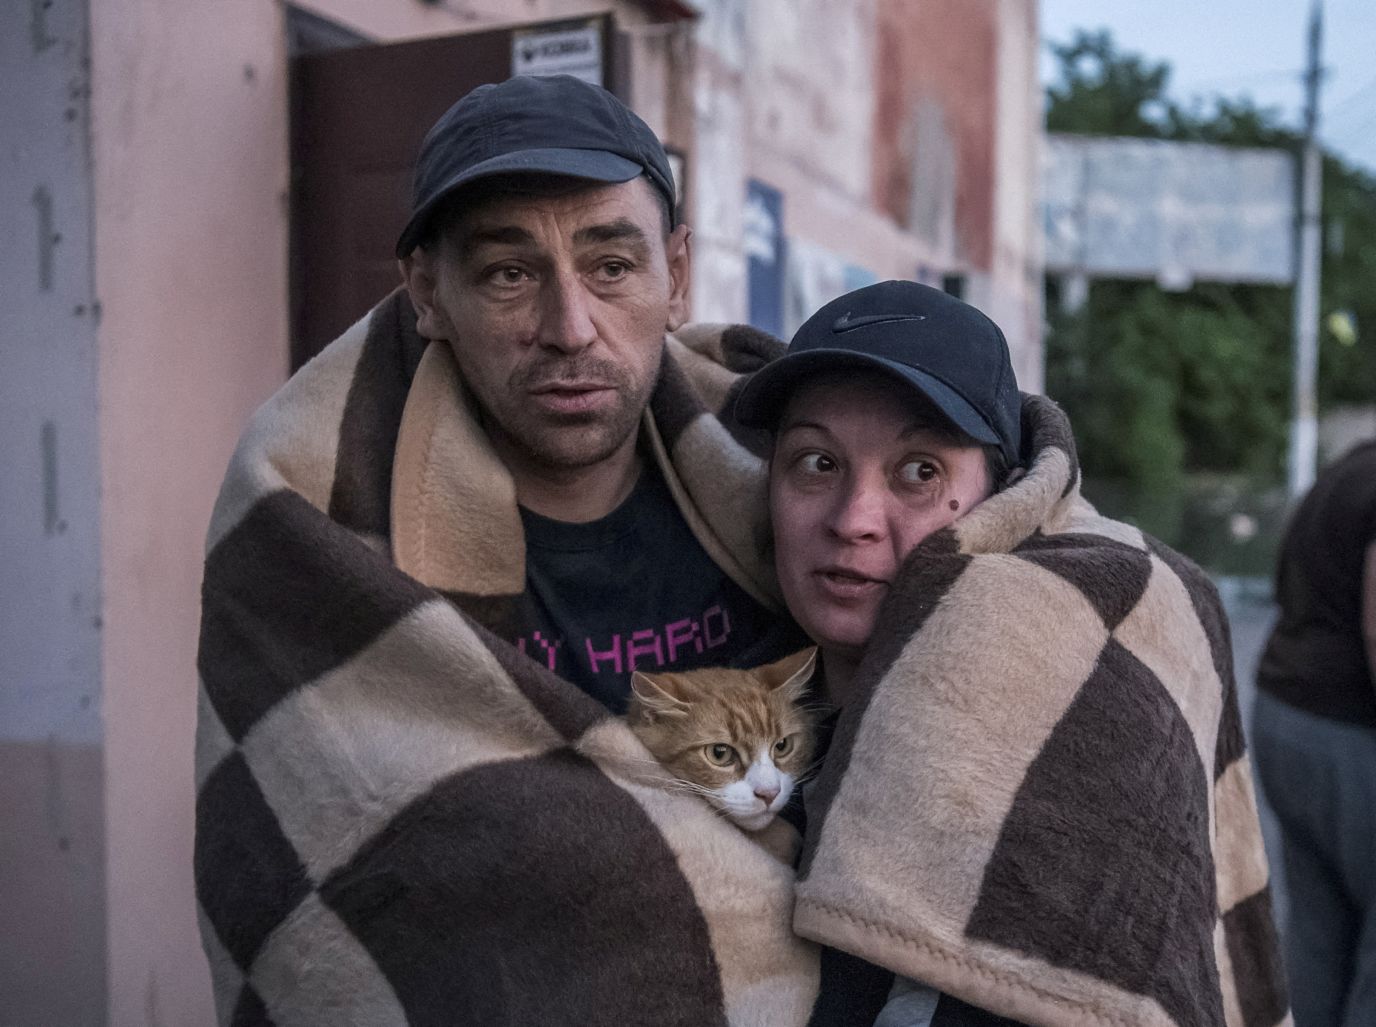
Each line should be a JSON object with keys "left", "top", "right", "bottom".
{"left": 774, "top": 736, "right": 794, "bottom": 757}
{"left": 704, "top": 743, "right": 736, "bottom": 766}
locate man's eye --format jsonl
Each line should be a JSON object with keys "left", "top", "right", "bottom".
{"left": 598, "top": 260, "right": 631, "bottom": 279}
{"left": 487, "top": 266, "right": 527, "bottom": 285}
{"left": 898, "top": 459, "right": 938, "bottom": 484}
{"left": 798, "top": 452, "right": 837, "bottom": 474}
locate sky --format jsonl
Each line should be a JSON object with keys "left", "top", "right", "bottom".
{"left": 1040, "top": 0, "right": 1376, "bottom": 175}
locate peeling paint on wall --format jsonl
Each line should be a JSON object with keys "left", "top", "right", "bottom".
{"left": 33, "top": 184, "right": 56, "bottom": 291}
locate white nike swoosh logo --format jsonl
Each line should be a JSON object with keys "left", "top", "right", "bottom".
{"left": 831, "top": 312, "right": 928, "bottom": 332}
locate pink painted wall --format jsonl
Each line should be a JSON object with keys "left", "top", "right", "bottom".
{"left": 85, "top": 3, "right": 681, "bottom": 1021}
{"left": 90, "top": 1, "right": 290, "bottom": 1020}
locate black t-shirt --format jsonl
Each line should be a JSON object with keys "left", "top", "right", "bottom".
{"left": 1257, "top": 440, "right": 1376, "bottom": 726}
{"left": 506, "top": 463, "right": 809, "bottom": 712}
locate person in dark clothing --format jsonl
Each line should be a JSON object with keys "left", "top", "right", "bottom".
{"left": 1254, "top": 439, "right": 1376, "bottom": 1027}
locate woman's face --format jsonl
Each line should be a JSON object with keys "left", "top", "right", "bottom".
{"left": 769, "top": 375, "right": 993, "bottom": 660}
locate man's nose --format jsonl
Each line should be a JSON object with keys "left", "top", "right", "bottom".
{"left": 536, "top": 272, "right": 598, "bottom": 353}
{"left": 827, "top": 475, "right": 885, "bottom": 542}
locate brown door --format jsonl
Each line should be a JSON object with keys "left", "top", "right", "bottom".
{"left": 289, "top": 15, "right": 623, "bottom": 369}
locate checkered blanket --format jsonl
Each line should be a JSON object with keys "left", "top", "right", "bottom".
{"left": 193, "top": 290, "right": 819, "bottom": 1025}
{"left": 794, "top": 397, "right": 1290, "bottom": 1027}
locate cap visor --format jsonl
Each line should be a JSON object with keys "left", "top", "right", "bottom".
{"left": 396, "top": 148, "right": 644, "bottom": 256}
{"left": 734, "top": 349, "right": 1002, "bottom": 446}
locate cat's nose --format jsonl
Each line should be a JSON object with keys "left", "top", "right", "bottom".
{"left": 754, "top": 785, "right": 780, "bottom": 805}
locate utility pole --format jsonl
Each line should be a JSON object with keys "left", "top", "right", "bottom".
{"left": 1288, "top": 0, "right": 1324, "bottom": 498}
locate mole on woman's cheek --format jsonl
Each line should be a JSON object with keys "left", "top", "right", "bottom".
{"left": 948, "top": 499, "right": 960, "bottom": 512}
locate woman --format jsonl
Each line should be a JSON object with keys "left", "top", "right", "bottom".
{"left": 734, "top": 281, "right": 1288, "bottom": 1027}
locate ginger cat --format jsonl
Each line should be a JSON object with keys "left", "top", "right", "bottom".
{"left": 626, "top": 648, "right": 818, "bottom": 832}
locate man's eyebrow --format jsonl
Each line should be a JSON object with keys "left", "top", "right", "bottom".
{"left": 458, "top": 225, "right": 536, "bottom": 254}
{"left": 574, "top": 218, "right": 649, "bottom": 247}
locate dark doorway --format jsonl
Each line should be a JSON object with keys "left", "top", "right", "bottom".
{"left": 288, "top": 14, "right": 623, "bottom": 370}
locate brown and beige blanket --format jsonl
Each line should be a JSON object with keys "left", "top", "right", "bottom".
{"left": 194, "top": 290, "right": 815, "bottom": 1026}
{"left": 196, "top": 289, "right": 1287, "bottom": 1026}
{"left": 794, "top": 397, "right": 1290, "bottom": 1027}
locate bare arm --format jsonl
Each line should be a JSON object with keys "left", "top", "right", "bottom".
{"left": 1365, "top": 540, "right": 1376, "bottom": 691}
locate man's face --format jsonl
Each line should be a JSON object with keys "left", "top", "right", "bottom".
{"left": 403, "top": 177, "right": 691, "bottom": 476}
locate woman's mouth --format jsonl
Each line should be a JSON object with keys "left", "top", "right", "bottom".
{"left": 814, "top": 568, "right": 888, "bottom": 600}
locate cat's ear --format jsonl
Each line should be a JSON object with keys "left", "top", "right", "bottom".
{"left": 763, "top": 647, "right": 818, "bottom": 701}
{"left": 629, "top": 671, "right": 690, "bottom": 721}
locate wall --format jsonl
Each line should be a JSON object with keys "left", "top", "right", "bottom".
{"left": 89, "top": 0, "right": 290, "bottom": 1021}
{"left": 689, "top": 0, "right": 1043, "bottom": 379}
{"left": 84, "top": 2, "right": 683, "bottom": 1023}
{"left": 0, "top": 0, "right": 108, "bottom": 1022}
{"left": 983, "top": 0, "right": 1043, "bottom": 391}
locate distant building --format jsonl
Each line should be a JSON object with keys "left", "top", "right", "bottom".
{"left": 1, "top": 2, "right": 1041, "bottom": 1021}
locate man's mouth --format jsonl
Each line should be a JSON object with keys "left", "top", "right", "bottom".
{"left": 527, "top": 382, "right": 616, "bottom": 414}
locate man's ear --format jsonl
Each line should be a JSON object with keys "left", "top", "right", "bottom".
{"left": 663, "top": 223, "right": 693, "bottom": 333}
{"left": 399, "top": 250, "right": 452, "bottom": 341}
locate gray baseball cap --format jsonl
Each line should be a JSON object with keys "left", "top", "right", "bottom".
{"left": 396, "top": 74, "right": 677, "bottom": 257}
{"left": 735, "top": 280, "right": 1022, "bottom": 464}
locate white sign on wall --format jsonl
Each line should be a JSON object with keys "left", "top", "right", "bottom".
{"left": 512, "top": 21, "right": 602, "bottom": 86}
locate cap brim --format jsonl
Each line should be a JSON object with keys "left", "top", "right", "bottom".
{"left": 396, "top": 148, "right": 644, "bottom": 257}
{"left": 734, "top": 348, "right": 1002, "bottom": 447}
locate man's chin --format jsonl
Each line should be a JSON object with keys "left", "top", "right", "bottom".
{"left": 515, "top": 418, "right": 642, "bottom": 472}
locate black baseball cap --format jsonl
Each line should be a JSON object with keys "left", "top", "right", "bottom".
{"left": 396, "top": 74, "right": 677, "bottom": 258}
{"left": 735, "top": 280, "right": 1022, "bottom": 465}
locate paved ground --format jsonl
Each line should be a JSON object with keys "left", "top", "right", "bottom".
{"left": 1217, "top": 577, "right": 1288, "bottom": 928}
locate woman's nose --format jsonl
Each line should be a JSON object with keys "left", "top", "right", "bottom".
{"left": 827, "top": 476, "right": 886, "bottom": 541}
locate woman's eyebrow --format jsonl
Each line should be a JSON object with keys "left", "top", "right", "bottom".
{"left": 899, "top": 421, "right": 963, "bottom": 444}
{"left": 777, "top": 419, "right": 830, "bottom": 438}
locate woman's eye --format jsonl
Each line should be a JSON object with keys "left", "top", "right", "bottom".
{"left": 898, "top": 459, "right": 939, "bottom": 484}
{"left": 705, "top": 743, "right": 736, "bottom": 766}
{"left": 798, "top": 452, "right": 837, "bottom": 474}
{"left": 774, "top": 736, "right": 793, "bottom": 757}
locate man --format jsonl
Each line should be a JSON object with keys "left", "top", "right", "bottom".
{"left": 194, "top": 75, "right": 814, "bottom": 1025}
{"left": 394, "top": 73, "right": 803, "bottom": 710}
{"left": 1253, "top": 440, "right": 1376, "bottom": 1027}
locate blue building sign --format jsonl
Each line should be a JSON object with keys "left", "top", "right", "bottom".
{"left": 745, "top": 179, "right": 785, "bottom": 338}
